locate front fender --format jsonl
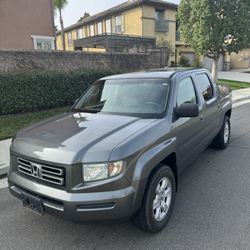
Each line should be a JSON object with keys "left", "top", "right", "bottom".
{"left": 131, "top": 137, "right": 177, "bottom": 211}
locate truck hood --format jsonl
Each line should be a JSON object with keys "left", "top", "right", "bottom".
{"left": 11, "top": 112, "right": 155, "bottom": 164}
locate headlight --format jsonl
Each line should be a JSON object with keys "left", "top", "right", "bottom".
{"left": 83, "top": 161, "right": 124, "bottom": 182}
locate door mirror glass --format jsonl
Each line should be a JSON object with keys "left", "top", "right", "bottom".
{"left": 176, "top": 103, "right": 199, "bottom": 118}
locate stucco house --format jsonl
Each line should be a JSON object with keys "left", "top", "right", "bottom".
{"left": 0, "top": 0, "right": 55, "bottom": 50}
{"left": 56, "top": 0, "right": 188, "bottom": 65}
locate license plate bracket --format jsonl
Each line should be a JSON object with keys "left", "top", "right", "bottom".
{"left": 21, "top": 192, "right": 45, "bottom": 216}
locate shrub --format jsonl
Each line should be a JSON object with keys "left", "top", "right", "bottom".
{"left": 178, "top": 55, "right": 190, "bottom": 67}
{"left": 0, "top": 69, "right": 117, "bottom": 115}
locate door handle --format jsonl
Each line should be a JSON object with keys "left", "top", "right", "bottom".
{"left": 200, "top": 114, "right": 205, "bottom": 121}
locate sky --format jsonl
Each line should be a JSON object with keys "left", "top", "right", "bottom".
{"left": 55, "top": 0, "right": 180, "bottom": 28}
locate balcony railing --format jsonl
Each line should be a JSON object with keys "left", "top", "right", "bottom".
{"left": 155, "top": 20, "right": 169, "bottom": 32}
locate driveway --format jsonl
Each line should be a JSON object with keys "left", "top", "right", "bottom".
{"left": 0, "top": 103, "right": 250, "bottom": 250}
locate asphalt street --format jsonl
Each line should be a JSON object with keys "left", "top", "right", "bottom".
{"left": 0, "top": 103, "right": 250, "bottom": 250}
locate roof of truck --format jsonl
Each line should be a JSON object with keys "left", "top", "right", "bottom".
{"left": 102, "top": 68, "right": 206, "bottom": 80}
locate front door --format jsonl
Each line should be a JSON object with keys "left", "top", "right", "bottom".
{"left": 172, "top": 76, "right": 204, "bottom": 171}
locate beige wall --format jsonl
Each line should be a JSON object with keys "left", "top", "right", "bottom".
{"left": 123, "top": 7, "right": 142, "bottom": 36}
{"left": 230, "top": 49, "right": 250, "bottom": 69}
{"left": 142, "top": 6, "right": 176, "bottom": 43}
{"left": 176, "top": 45, "right": 195, "bottom": 63}
{"left": 142, "top": 6, "right": 176, "bottom": 62}
{"left": 0, "top": 0, "right": 54, "bottom": 49}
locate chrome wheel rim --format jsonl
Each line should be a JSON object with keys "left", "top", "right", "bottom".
{"left": 224, "top": 121, "right": 230, "bottom": 144}
{"left": 153, "top": 177, "right": 172, "bottom": 222}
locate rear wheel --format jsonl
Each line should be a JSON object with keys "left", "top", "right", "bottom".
{"left": 212, "top": 116, "right": 231, "bottom": 149}
{"left": 133, "top": 165, "right": 176, "bottom": 233}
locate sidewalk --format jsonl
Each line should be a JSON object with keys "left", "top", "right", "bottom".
{"left": 232, "top": 88, "right": 250, "bottom": 104}
{"left": 0, "top": 139, "right": 11, "bottom": 176}
{"left": 219, "top": 71, "right": 250, "bottom": 83}
{"left": 1, "top": 87, "right": 250, "bottom": 177}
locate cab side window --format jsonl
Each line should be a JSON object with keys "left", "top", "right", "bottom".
{"left": 196, "top": 73, "right": 214, "bottom": 101}
{"left": 177, "top": 77, "right": 197, "bottom": 107}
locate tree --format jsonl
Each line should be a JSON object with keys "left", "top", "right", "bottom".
{"left": 53, "top": 0, "right": 68, "bottom": 51}
{"left": 78, "top": 12, "right": 90, "bottom": 22}
{"left": 178, "top": 0, "right": 250, "bottom": 81}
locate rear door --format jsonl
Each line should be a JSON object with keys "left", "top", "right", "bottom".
{"left": 194, "top": 73, "right": 221, "bottom": 145}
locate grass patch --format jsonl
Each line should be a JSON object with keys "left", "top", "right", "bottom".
{"left": 218, "top": 79, "right": 250, "bottom": 90}
{"left": 0, "top": 106, "right": 68, "bottom": 141}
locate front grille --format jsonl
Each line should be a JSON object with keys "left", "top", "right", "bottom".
{"left": 17, "top": 158, "right": 65, "bottom": 186}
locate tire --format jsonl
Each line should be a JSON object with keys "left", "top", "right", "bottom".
{"left": 133, "top": 165, "right": 176, "bottom": 233}
{"left": 212, "top": 116, "right": 231, "bottom": 149}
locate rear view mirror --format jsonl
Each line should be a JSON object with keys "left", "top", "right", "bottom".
{"left": 176, "top": 103, "right": 199, "bottom": 118}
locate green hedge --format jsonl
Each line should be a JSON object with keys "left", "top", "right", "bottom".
{"left": 0, "top": 70, "right": 117, "bottom": 115}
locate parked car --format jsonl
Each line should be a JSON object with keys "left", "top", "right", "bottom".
{"left": 8, "top": 68, "right": 232, "bottom": 233}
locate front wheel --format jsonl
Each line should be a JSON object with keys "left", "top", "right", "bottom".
{"left": 212, "top": 116, "right": 231, "bottom": 149}
{"left": 133, "top": 165, "right": 176, "bottom": 233}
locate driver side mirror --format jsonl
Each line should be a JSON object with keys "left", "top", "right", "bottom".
{"left": 176, "top": 103, "right": 199, "bottom": 118}
{"left": 72, "top": 98, "right": 79, "bottom": 106}
{"left": 69, "top": 99, "right": 79, "bottom": 112}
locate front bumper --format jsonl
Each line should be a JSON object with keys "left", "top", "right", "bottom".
{"left": 8, "top": 172, "right": 136, "bottom": 222}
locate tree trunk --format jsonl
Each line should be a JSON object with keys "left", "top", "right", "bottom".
{"left": 211, "top": 57, "right": 219, "bottom": 82}
{"left": 59, "top": 9, "right": 65, "bottom": 51}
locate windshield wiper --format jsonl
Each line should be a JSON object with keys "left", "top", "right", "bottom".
{"left": 86, "top": 101, "right": 106, "bottom": 109}
{"left": 72, "top": 107, "right": 100, "bottom": 113}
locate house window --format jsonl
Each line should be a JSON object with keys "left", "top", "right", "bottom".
{"left": 31, "top": 35, "right": 55, "bottom": 50}
{"left": 89, "top": 24, "right": 95, "bottom": 36}
{"left": 97, "top": 22, "right": 103, "bottom": 35}
{"left": 77, "top": 28, "right": 83, "bottom": 39}
{"left": 106, "top": 19, "right": 111, "bottom": 34}
{"left": 68, "top": 32, "right": 73, "bottom": 46}
{"left": 115, "top": 15, "right": 123, "bottom": 33}
{"left": 155, "top": 10, "right": 165, "bottom": 20}
{"left": 155, "top": 10, "right": 168, "bottom": 32}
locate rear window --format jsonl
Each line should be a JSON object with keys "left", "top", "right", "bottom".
{"left": 196, "top": 73, "right": 214, "bottom": 101}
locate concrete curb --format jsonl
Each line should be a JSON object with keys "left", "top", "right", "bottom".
{"left": 0, "top": 165, "right": 8, "bottom": 177}
{"left": 233, "top": 96, "right": 250, "bottom": 104}
{"left": 0, "top": 138, "right": 11, "bottom": 177}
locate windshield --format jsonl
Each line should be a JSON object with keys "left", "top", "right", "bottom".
{"left": 73, "top": 78, "right": 170, "bottom": 118}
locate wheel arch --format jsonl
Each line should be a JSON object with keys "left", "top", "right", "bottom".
{"left": 225, "top": 108, "right": 232, "bottom": 118}
{"left": 131, "top": 139, "right": 178, "bottom": 212}
{"left": 147, "top": 153, "right": 178, "bottom": 190}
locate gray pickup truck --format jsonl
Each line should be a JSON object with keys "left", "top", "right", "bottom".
{"left": 8, "top": 68, "right": 232, "bottom": 233}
